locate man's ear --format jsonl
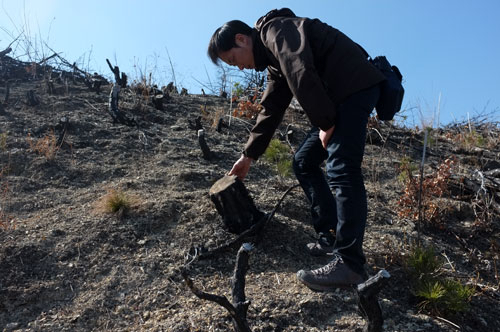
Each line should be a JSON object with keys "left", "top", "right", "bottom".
{"left": 234, "top": 33, "right": 248, "bottom": 47}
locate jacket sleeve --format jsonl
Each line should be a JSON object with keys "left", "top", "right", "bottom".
{"left": 243, "top": 72, "right": 293, "bottom": 160}
{"left": 263, "top": 19, "right": 337, "bottom": 131}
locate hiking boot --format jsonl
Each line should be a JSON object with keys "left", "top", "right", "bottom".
{"left": 296, "top": 256, "right": 367, "bottom": 291}
{"left": 306, "top": 232, "right": 335, "bottom": 256}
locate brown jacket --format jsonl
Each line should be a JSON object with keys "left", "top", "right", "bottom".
{"left": 243, "top": 8, "right": 385, "bottom": 159}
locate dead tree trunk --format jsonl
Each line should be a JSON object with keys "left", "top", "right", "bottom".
{"left": 4, "top": 81, "right": 9, "bottom": 104}
{"left": 198, "top": 129, "right": 212, "bottom": 160}
{"left": 26, "top": 90, "right": 39, "bottom": 106}
{"left": 152, "top": 94, "right": 164, "bottom": 110}
{"left": 209, "top": 175, "right": 264, "bottom": 234}
{"left": 106, "top": 59, "right": 135, "bottom": 126}
{"left": 182, "top": 243, "right": 253, "bottom": 332}
{"left": 356, "top": 269, "right": 391, "bottom": 332}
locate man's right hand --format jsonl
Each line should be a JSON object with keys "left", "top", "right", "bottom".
{"left": 228, "top": 155, "right": 253, "bottom": 180}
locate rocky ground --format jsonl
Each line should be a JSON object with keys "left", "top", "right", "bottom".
{"left": 0, "top": 55, "right": 499, "bottom": 331}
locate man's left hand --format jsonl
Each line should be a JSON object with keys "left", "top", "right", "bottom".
{"left": 319, "top": 126, "right": 335, "bottom": 149}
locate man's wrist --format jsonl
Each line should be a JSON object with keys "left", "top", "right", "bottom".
{"left": 241, "top": 154, "right": 254, "bottom": 162}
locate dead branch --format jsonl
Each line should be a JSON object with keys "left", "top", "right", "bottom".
{"left": 37, "top": 52, "right": 58, "bottom": 65}
{"left": 0, "top": 47, "right": 12, "bottom": 58}
{"left": 182, "top": 243, "right": 253, "bottom": 332}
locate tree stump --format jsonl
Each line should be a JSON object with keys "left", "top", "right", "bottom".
{"left": 26, "top": 90, "right": 40, "bottom": 106}
{"left": 209, "top": 175, "right": 264, "bottom": 234}
{"left": 152, "top": 94, "right": 164, "bottom": 110}
{"left": 198, "top": 129, "right": 212, "bottom": 160}
{"left": 356, "top": 269, "right": 391, "bottom": 332}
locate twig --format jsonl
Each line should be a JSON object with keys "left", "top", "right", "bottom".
{"left": 435, "top": 316, "right": 461, "bottom": 330}
{"left": 441, "top": 252, "right": 456, "bottom": 272}
{"left": 165, "top": 47, "right": 177, "bottom": 90}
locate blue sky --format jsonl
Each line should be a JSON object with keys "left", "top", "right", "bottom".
{"left": 1, "top": 0, "right": 499, "bottom": 126}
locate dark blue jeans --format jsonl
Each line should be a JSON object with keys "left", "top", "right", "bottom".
{"left": 293, "top": 84, "right": 380, "bottom": 274}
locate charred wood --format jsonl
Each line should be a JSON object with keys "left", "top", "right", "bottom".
{"left": 46, "top": 79, "right": 55, "bottom": 95}
{"left": 106, "top": 59, "right": 136, "bottom": 127}
{"left": 0, "top": 47, "right": 12, "bottom": 58}
{"left": 356, "top": 269, "right": 391, "bottom": 332}
{"left": 209, "top": 175, "right": 264, "bottom": 234}
{"left": 182, "top": 243, "right": 253, "bottom": 332}
{"left": 3, "top": 81, "right": 9, "bottom": 104}
{"left": 198, "top": 129, "right": 212, "bottom": 160}
{"left": 195, "top": 183, "right": 299, "bottom": 259}
{"left": 26, "top": 90, "right": 40, "bottom": 106}
{"left": 55, "top": 117, "right": 69, "bottom": 147}
{"left": 152, "top": 94, "right": 164, "bottom": 110}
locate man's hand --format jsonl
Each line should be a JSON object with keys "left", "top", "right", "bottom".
{"left": 228, "top": 155, "right": 253, "bottom": 180}
{"left": 319, "top": 126, "right": 335, "bottom": 149}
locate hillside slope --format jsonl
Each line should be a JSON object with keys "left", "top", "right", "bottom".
{"left": 0, "top": 56, "right": 499, "bottom": 331}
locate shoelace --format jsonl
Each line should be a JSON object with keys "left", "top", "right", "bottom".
{"left": 311, "top": 256, "right": 342, "bottom": 275}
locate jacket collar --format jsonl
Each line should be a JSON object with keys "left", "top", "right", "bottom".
{"left": 251, "top": 29, "right": 270, "bottom": 72}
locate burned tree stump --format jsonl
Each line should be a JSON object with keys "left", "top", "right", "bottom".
{"left": 152, "top": 94, "right": 164, "bottom": 110}
{"left": 46, "top": 79, "right": 55, "bottom": 95}
{"left": 356, "top": 269, "right": 391, "bottom": 332}
{"left": 26, "top": 90, "right": 40, "bottom": 106}
{"left": 210, "top": 175, "right": 265, "bottom": 234}
{"left": 106, "top": 59, "right": 135, "bottom": 126}
{"left": 198, "top": 129, "right": 212, "bottom": 160}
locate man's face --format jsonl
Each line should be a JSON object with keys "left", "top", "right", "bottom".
{"left": 218, "top": 33, "right": 255, "bottom": 70}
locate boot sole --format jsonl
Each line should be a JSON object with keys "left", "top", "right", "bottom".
{"left": 298, "top": 278, "right": 361, "bottom": 292}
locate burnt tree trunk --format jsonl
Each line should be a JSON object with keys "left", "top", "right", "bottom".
{"left": 106, "top": 59, "right": 135, "bottom": 126}
{"left": 356, "top": 269, "right": 391, "bottom": 332}
{"left": 209, "top": 175, "right": 264, "bottom": 234}
{"left": 26, "top": 90, "right": 40, "bottom": 106}
{"left": 198, "top": 129, "right": 212, "bottom": 160}
{"left": 182, "top": 243, "right": 253, "bottom": 332}
{"left": 152, "top": 94, "right": 164, "bottom": 110}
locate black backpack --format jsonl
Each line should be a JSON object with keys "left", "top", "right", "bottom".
{"left": 358, "top": 44, "right": 405, "bottom": 121}
{"left": 370, "top": 55, "right": 405, "bottom": 120}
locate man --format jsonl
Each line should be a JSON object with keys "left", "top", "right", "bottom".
{"left": 208, "top": 8, "right": 385, "bottom": 291}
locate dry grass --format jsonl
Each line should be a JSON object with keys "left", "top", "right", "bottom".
{"left": 0, "top": 166, "right": 13, "bottom": 230}
{"left": 27, "top": 130, "right": 59, "bottom": 160}
{"left": 94, "top": 188, "right": 139, "bottom": 218}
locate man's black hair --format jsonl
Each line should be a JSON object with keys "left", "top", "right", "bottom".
{"left": 208, "top": 20, "right": 253, "bottom": 65}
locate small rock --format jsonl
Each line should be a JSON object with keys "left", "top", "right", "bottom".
{"left": 51, "top": 229, "right": 65, "bottom": 236}
{"left": 5, "top": 322, "right": 19, "bottom": 331}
